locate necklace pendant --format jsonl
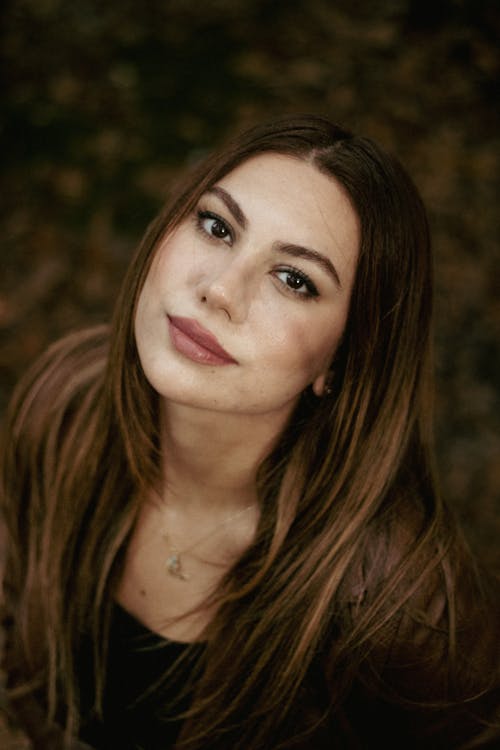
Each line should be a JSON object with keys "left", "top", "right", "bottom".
{"left": 166, "top": 553, "right": 188, "bottom": 580}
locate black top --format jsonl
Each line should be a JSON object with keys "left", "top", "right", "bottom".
{"left": 5, "top": 597, "right": 499, "bottom": 749}
{"left": 79, "top": 605, "right": 203, "bottom": 750}
{"left": 75, "top": 601, "right": 500, "bottom": 750}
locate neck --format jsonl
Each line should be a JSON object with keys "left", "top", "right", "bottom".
{"left": 158, "top": 400, "right": 292, "bottom": 512}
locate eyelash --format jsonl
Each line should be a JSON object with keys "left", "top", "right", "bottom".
{"left": 273, "top": 267, "right": 319, "bottom": 299}
{"left": 194, "top": 209, "right": 319, "bottom": 300}
{"left": 196, "top": 210, "right": 234, "bottom": 245}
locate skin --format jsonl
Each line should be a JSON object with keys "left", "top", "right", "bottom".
{"left": 118, "top": 154, "right": 360, "bottom": 640}
{"left": 135, "top": 153, "right": 360, "bottom": 418}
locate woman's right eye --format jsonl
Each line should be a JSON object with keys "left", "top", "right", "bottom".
{"left": 196, "top": 211, "right": 233, "bottom": 245}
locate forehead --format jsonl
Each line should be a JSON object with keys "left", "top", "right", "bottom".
{"left": 218, "top": 152, "right": 349, "bottom": 208}
{"left": 215, "top": 153, "right": 360, "bottom": 272}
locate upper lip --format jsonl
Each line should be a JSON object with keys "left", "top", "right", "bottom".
{"left": 168, "top": 315, "right": 238, "bottom": 363}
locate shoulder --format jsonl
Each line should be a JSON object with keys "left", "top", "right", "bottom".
{"left": 338, "top": 487, "right": 450, "bottom": 610}
{"left": 343, "top": 487, "right": 498, "bottom": 667}
{"left": 3, "top": 326, "right": 109, "bottom": 448}
{"left": 1, "top": 326, "right": 110, "bottom": 513}
{"left": 1, "top": 325, "right": 111, "bottom": 596}
{"left": 334, "top": 489, "right": 500, "bottom": 746}
{"left": 6, "top": 326, "right": 109, "bottom": 422}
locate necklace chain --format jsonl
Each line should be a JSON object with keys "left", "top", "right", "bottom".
{"left": 163, "top": 504, "right": 254, "bottom": 581}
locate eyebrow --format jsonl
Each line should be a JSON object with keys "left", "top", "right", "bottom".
{"left": 207, "top": 186, "right": 248, "bottom": 229}
{"left": 275, "top": 243, "right": 342, "bottom": 289}
{"left": 207, "top": 185, "right": 342, "bottom": 289}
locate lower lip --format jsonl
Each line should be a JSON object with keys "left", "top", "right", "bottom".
{"left": 167, "top": 319, "right": 236, "bottom": 366}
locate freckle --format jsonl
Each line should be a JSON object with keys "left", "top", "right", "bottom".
{"left": 140, "top": 589, "right": 147, "bottom": 597}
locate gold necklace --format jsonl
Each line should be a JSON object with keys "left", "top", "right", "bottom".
{"left": 163, "top": 504, "right": 255, "bottom": 581}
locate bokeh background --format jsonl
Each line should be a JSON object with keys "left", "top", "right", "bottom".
{"left": 1, "top": 0, "right": 499, "bottom": 573}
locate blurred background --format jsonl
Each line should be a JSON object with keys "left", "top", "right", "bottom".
{"left": 1, "top": 0, "right": 499, "bottom": 568}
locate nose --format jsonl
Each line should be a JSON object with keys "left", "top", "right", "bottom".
{"left": 199, "top": 258, "right": 252, "bottom": 323}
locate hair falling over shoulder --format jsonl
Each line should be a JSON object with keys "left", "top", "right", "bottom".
{"left": 1, "top": 116, "right": 498, "bottom": 749}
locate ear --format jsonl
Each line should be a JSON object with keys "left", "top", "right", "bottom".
{"left": 311, "top": 371, "right": 328, "bottom": 397}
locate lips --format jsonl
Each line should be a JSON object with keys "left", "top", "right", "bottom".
{"left": 167, "top": 315, "right": 238, "bottom": 365}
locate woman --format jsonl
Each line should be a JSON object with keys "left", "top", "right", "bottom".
{"left": 1, "top": 115, "right": 499, "bottom": 749}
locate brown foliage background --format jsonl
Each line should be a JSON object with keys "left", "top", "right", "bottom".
{"left": 1, "top": 0, "right": 499, "bottom": 562}
{"left": 0, "top": 0, "right": 499, "bottom": 743}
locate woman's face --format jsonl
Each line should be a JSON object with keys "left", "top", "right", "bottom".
{"left": 135, "top": 153, "right": 359, "bottom": 421}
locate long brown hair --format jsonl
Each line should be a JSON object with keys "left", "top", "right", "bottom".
{"left": 1, "top": 116, "right": 463, "bottom": 747}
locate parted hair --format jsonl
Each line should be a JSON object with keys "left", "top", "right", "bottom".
{"left": 1, "top": 116, "right": 487, "bottom": 749}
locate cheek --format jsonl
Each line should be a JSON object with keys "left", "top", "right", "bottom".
{"left": 264, "top": 311, "right": 346, "bottom": 380}
{"left": 156, "top": 239, "right": 209, "bottom": 298}
{"left": 302, "top": 328, "right": 343, "bottom": 378}
{"left": 144, "top": 229, "right": 184, "bottom": 281}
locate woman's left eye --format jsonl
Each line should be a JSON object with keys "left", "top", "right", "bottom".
{"left": 274, "top": 268, "right": 319, "bottom": 298}
{"left": 197, "top": 211, "right": 233, "bottom": 244}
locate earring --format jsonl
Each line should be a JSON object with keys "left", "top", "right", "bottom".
{"left": 324, "top": 369, "right": 336, "bottom": 396}
{"left": 312, "top": 371, "right": 334, "bottom": 398}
